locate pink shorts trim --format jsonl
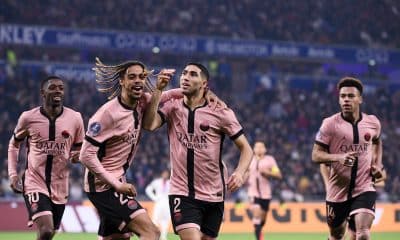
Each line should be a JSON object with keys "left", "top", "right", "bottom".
{"left": 32, "top": 211, "right": 52, "bottom": 221}
{"left": 118, "top": 221, "right": 127, "bottom": 231}
{"left": 176, "top": 223, "right": 201, "bottom": 232}
{"left": 129, "top": 209, "right": 146, "bottom": 220}
{"left": 116, "top": 209, "right": 147, "bottom": 231}
{"left": 27, "top": 221, "right": 34, "bottom": 228}
{"left": 114, "top": 209, "right": 147, "bottom": 231}
{"left": 350, "top": 208, "right": 375, "bottom": 217}
{"left": 28, "top": 211, "right": 52, "bottom": 227}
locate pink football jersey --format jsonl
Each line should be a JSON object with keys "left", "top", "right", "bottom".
{"left": 315, "top": 112, "right": 381, "bottom": 202}
{"left": 247, "top": 155, "right": 278, "bottom": 199}
{"left": 8, "top": 107, "right": 84, "bottom": 204}
{"left": 159, "top": 99, "right": 244, "bottom": 202}
{"left": 80, "top": 89, "right": 183, "bottom": 192}
{"left": 80, "top": 97, "right": 143, "bottom": 192}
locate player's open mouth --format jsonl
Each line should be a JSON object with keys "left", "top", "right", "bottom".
{"left": 53, "top": 96, "right": 62, "bottom": 101}
{"left": 131, "top": 86, "right": 143, "bottom": 91}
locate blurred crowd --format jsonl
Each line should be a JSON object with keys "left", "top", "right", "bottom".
{"left": 1, "top": 0, "right": 399, "bottom": 48}
{"left": 0, "top": 59, "right": 399, "bottom": 203}
{"left": 1, "top": 0, "right": 399, "bottom": 203}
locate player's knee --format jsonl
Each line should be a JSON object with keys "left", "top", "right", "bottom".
{"left": 356, "top": 228, "right": 370, "bottom": 240}
{"left": 252, "top": 217, "right": 261, "bottom": 225}
{"left": 330, "top": 228, "right": 345, "bottom": 240}
{"left": 347, "top": 229, "right": 356, "bottom": 240}
{"left": 143, "top": 224, "right": 160, "bottom": 239}
{"left": 38, "top": 226, "right": 54, "bottom": 240}
{"left": 201, "top": 235, "right": 216, "bottom": 240}
{"left": 154, "top": 226, "right": 161, "bottom": 238}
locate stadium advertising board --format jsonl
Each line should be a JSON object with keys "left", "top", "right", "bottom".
{"left": 1, "top": 24, "right": 400, "bottom": 64}
{"left": 0, "top": 201, "right": 399, "bottom": 233}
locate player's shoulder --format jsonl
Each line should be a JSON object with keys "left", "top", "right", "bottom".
{"left": 160, "top": 98, "right": 183, "bottom": 113}
{"left": 361, "top": 112, "right": 381, "bottom": 127}
{"left": 63, "top": 106, "right": 83, "bottom": 118}
{"left": 154, "top": 178, "right": 163, "bottom": 184}
{"left": 321, "top": 112, "right": 341, "bottom": 125}
{"left": 362, "top": 113, "right": 380, "bottom": 123}
{"left": 165, "top": 97, "right": 181, "bottom": 105}
{"left": 208, "top": 105, "right": 235, "bottom": 119}
{"left": 19, "top": 106, "right": 41, "bottom": 119}
{"left": 262, "top": 155, "right": 276, "bottom": 163}
{"left": 265, "top": 154, "right": 275, "bottom": 160}
{"left": 94, "top": 98, "right": 118, "bottom": 116}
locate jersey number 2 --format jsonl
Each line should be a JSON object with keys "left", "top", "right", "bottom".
{"left": 173, "top": 197, "right": 181, "bottom": 213}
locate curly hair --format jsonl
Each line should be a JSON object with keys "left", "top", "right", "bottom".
{"left": 93, "top": 57, "right": 155, "bottom": 99}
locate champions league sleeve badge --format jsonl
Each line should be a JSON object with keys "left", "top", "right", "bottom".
{"left": 88, "top": 122, "right": 101, "bottom": 137}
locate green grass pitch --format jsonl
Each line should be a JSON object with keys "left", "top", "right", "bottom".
{"left": 0, "top": 232, "right": 399, "bottom": 240}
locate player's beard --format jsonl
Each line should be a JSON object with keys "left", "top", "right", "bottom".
{"left": 128, "top": 90, "right": 142, "bottom": 101}
{"left": 182, "top": 86, "right": 203, "bottom": 98}
{"left": 341, "top": 105, "right": 354, "bottom": 115}
{"left": 46, "top": 95, "right": 63, "bottom": 108}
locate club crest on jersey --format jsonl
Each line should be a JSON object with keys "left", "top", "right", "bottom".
{"left": 200, "top": 123, "right": 210, "bottom": 131}
{"left": 127, "top": 200, "right": 138, "bottom": 210}
{"left": 174, "top": 212, "right": 182, "bottom": 222}
{"left": 88, "top": 122, "right": 101, "bottom": 137}
{"left": 31, "top": 203, "right": 38, "bottom": 212}
{"left": 364, "top": 132, "right": 371, "bottom": 141}
{"left": 62, "top": 130, "right": 70, "bottom": 138}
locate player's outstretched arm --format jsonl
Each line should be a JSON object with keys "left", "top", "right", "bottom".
{"left": 227, "top": 135, "right": 253, "bottom": 192}
{"left": 143, "top": 69, "right": 174, "bottom": 131}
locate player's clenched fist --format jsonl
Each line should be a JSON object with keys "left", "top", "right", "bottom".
{"left": 227, "top": 172, "right": 244, "bottom": 193}
{"left": 338, "top": 151, "right": 357, "bottom": 167}
{"left": 116, "top": 183, "right": 137, "bottom": 197}
{"left": 156, "top": 69, "right": 175, "bottom": 91}
{"left": 10, "top": 175, "right": 23, "bottom": 193}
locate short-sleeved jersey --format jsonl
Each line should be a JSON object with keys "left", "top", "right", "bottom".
{"left": 247, "top": 155, "right": 278, "bottom": 199}
{"left": 81, "top": 97, "right": 144, "bottom": 192}
{"left": 11, "top": 107, "right": 84, "bottom": 204}
{"left": 159, "top": 99, "right": 243, "bottom": 202}
{"left": 315, "top": 112, "right": 381, "bottom": 202}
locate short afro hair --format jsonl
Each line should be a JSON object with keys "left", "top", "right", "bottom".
{"left": 40, "top": 76, "right": 64, "bottom": 90}
{"left": 337, "top": 77, "right": 363, "bottom": 95}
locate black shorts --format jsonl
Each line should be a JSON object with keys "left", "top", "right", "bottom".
{"left": 251, "top": 197, "right": 270, "bottom": 212}
{"left": 326, "top": 191, "right": 376, "bottom": 230}
{"left": 87, "top": 188, "right": 145, "bottom": 237}
{"left": 169, "top": 195, "right": 224, "bottom": 238}
{"left": 23, "top": 192, "right": 65, "bottom": 230}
